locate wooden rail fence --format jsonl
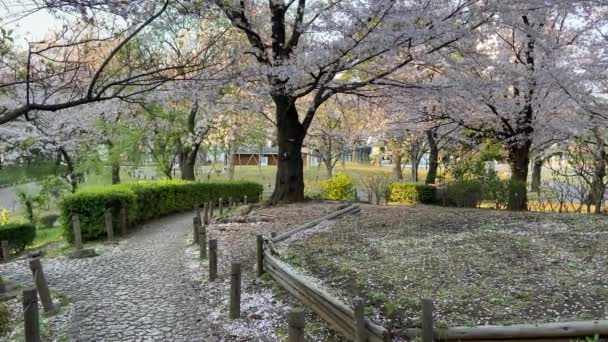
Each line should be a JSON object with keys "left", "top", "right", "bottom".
{"left": 254, "top": 203, "right": 607, "bottom": 342}
{"left": 258, "top": 204, "right": 390, "bottom": 341}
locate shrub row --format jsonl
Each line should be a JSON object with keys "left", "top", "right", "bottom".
{"left": 60, "top": 180, "right": 263, "bottom": 243}
{"left": 438, "top": 179, "right": 526, "bottom": 208}
{"left": 0, "top": 223, "right": 36, "bottom": 252}
{"left": 388, "top": 183, "right": 437, "bottom": 204}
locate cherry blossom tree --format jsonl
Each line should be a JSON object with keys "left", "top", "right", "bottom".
{"left": 307, "top": 95, "right": 379, "bottom": 178}
{"left": 214, "top": 0, "right": 490, "bottom": 203}
{"left": 429, "top": 1, "right": 608, "bottom": 210}
{"left": 0, "top": 0, "right": 228, "bottom": 125}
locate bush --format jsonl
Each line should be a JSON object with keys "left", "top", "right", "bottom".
{"left": 363, "top": 175, "right": 391, "bottom": 205}
{"left": 322, "top": 173, "right": 354, "bottom": 200}
{"left": 388, "top": 183, "right": 437, "bottom": 204}
{"left": 443, "top": 180, "right": 483, "bottom": 208}
{"left": 60, "top": 180, "right": 263, "bottom": 243}
{"left": 127, "top": 180, "right": 262, "bottom": 222}
{"left": 0, "top": 223, "right": 36, "bottom": 252}
{"left": 60, "top": 186, "right": 137, "bottom": 243}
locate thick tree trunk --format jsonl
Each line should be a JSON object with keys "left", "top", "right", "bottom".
{"left": 392, "top": 153, "right": 403, "bottom": 180}
{"left": 507, "top": 142, "right": 531, "bottom": 211}
{"left": 530, "top": 157, "right": 542, "bottom": 193}
{"left": 180, "top": 147, "right": 199, "bottom": 181}
{"left": 181, "top": 159, "right": 195, "bottom": 180}
{"left": 111, "top": 161, "right": 121, "bottom": 184}
{"left": 270, "top": 95, "right": 305, "bottom": 204}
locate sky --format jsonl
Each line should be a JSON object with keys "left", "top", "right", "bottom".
{"left": 0, "top": 0, "right": 65, "bottom": 46}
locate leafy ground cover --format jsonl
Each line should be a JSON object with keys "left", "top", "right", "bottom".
{"left": 283, "top": 204, "right": 608, "bottom": 332}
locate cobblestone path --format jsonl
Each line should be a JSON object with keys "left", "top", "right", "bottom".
{"left": 0, "top": 212, "right": 211, "bottom": 341}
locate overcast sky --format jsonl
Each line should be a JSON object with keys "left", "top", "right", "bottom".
{"left": 1, "top": 0, "right": 64, "bottom": 46}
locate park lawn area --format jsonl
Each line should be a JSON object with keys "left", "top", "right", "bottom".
{"left": 206, "top": 162, "right": 427, "bottom": 195}
{"left": 282, "top": 204, "right": 608, "bottom": 331}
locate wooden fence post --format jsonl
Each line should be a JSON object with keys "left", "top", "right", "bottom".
{"left": 244, "top": 195, "right": 248, "bottom": 205}
{"left": 104, "top": 209, "right": 114, "bottom": 242}
{"left": 219, "top": 198, "right": 223, "bottom": 216}
{"left": 194, "top": 205, "right": 201, "bottom": 223}
{"left": 193, "top": 216, "right": 200, "bottom": 244}
{"left": 256, "top": 235, "right": 264, "bottom": 277}
{"left": 72, "top": 215, "right": 82, "bottom": 250}
{"left": 199, "top": 226, "right": 207, "bottom": 259}
{"left": 203, "top": 202, "right": 209, "bottom": 225}
{"left": 230, "top": 262, "right": 241, "bottom": 319}
{"left": 1, "top": 240, "right": 9, "bottom": 260}
{"left": 119, "top": 207, "right": 127, "bottom": 236}
{"left": 229, "top": 197, "right": 233, "bottom": 208}
{"left": 259, "top": 193, "right": 263, "bottom": 203}
{"left": 208, "top": 201, "right": 214, "bottom": 220}
{"left": 209, "top": 239, "right": 218, "bottom": 281}
{"left": 422, "top": 298, "right": 434, "bottom": 342}
{"left": 28, "top": 258, "right": 54, "bottom": 313}
{"left": 353, "top": 297, "right": 366, "bottom": 342}
{"left": 23, "top": 288, "right": 40, "bottom": 342}
{"left": 288, "top": 308, "right": 306, "bottom": 342}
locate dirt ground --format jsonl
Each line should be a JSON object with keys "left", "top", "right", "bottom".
{"left": 283, "top": 204, "right": 608, "bottom": 332}
{"left": 193, "top": 201, "right": 348, "bottom": 341}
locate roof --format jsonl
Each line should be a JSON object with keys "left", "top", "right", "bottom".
{"left": 235, "top": 146, "right": 279, "bottom": 155}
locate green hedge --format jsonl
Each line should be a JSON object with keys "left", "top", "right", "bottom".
{"left": 388, "top": 183, "right": 437, "bottom": 204}
{"left": 443, "top": 180, "right": 483, "bottom": 208}
{"left": 60, "top": 186, "right": 137, "bottom": 243}
{"left": 60, "top": 180, "right": 263, "bottom": 243}
{"left": 0, "top": 223, "right": 36, "bottom": 252}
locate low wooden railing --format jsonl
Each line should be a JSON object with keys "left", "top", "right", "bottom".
{"left": 258, "top": 204, "right": 390, "bottom": 342}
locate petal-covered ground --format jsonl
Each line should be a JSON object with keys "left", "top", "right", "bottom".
{"left": 283, "top": 204, "right": 608, "bottom": 332}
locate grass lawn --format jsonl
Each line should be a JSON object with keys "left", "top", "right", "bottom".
{"left": 0, "top": 163, "right": 63, "bottom": 187}
{"left": 282, "top": 204, "right": 608, "bottom": 331}
{"left": 202, "top": 162, "right": 426, "bottom": 196}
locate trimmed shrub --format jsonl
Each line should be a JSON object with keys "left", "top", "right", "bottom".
{"left": 444, "top": 180, "right": 483, "bottom": 208}
{"left": 60, "top": 186, "right": 137, "bottom": 243}
{"left": 0, "top": 223, "right": 36, "bottom": 252}
{"left": 322, "top": 173, "right": 354, "bottom": 200}
{"left": 388, "top": 183, "right": 437, "bottom": 204}
{"left": 60, "top": 180, "right": 263, "bottom": 243}
{"left": 127, "top": 180, "right": 262, "bottom": 222}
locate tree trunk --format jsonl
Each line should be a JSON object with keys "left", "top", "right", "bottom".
{"left": 227, "top": 148, "right": 236, "bottom": 180}
{"left": 392, "top": 153, "right": 403, "bottom": 180}
{"left": 181, "top": 159, "right": 195, "bottom": 180}
{"left": 425, "top": 130, "right": 439, "bottom": 185}
{"left": 180, "top": 146, "right": 199, "bottom": 181}
{"left": 111, "top": 161, "right": 121, "bottom": 184}
{"left": 325, "top": 162, "right": 333, "bottom": 178}
{"left": 591, "top": 150, "right": 606, "bottom": 215}
{"left": 60, "top": 148, "right": 79, "bottom": 193}
{"left": 411, "top": 161, "right": 418, "bottom": 183}
{"left": 507, "top": 142, "right": 531, "bottom": 211}
{"left": 530, "top": 157, "right": 542, "bottom": 193}
{"left": 270, "top": 95, "right": 305, "bottom": 204}
{"left": 258, "top": 144, "right": 263, "bottom": 171}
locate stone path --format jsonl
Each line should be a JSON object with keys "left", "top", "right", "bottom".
{"left": 0, "top": 212, "right": 211, "bottom": 341}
